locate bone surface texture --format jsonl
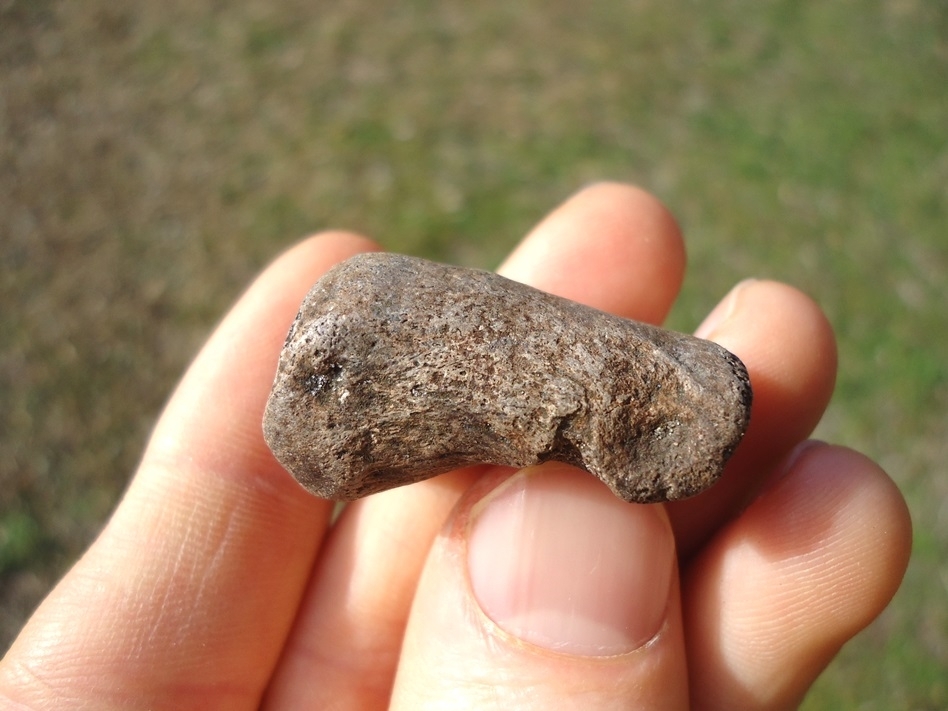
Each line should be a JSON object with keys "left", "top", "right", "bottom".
{"left": 263, "top": 253, "right": 752, "bottom": 503}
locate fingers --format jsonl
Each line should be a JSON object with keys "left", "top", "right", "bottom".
{"left": 684, "top": 443, "right": 912, "bottom": 710}
{"left": 0, "top": 232, "right": 380, "bottom": 709}
{"left": 261, "top": 182, "right": 688, "bottom": 708}
{"left": 391, "top": 464, "right": 690, "bottom": 710}
{"left": 669, "top": 279, "right": 838, "bottom": 555}
{"left": 499, "top": 181, "right": 686, "bottom": 324}
{"left": 261, "top": 464, "right": 494, "bottom": 710}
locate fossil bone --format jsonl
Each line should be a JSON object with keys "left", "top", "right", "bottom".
{"left": 263, "top": 253, "right": 752, "bottom": 503}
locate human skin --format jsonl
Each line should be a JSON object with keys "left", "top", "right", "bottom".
{"left": 0, "top": 183, "right": 911, "bottom": 710}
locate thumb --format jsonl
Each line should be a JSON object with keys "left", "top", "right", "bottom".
{"left": 391, "top": 463, "right": 688, "bottom": 710}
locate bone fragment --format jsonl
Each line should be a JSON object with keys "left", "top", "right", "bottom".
{"left": 263, "top": 253, "right": 752, "bottom": 503}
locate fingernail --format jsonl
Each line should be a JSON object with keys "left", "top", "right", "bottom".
{"left": 766, "top": 439, "right": 828, "bottom": 488}
{"left": 467, "top": 463, "right": 675, "bottom": 656}
{"left": 694, "top": 279, "right": 758, "bottom": 340}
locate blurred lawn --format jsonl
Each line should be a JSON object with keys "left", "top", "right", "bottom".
{"left": 1, "top": 0, "right": 946, "bottom": 705}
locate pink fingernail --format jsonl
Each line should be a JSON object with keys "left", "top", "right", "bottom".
{"left": 695, "top": 279, "right": 758, "bottom": 340}
{"left": 467, "top": 464, "right": 675, "bottom": 656}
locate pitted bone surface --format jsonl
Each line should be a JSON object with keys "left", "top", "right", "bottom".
{"left": 263, "top": 253, "right": 752, "bottom": 503}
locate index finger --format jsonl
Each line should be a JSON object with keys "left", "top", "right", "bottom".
{"left": 0, "top": 232, "right": 380, "bottom": 709}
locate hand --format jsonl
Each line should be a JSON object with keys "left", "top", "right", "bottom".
{"left": 0, "top": 183, "right": 910, "bottom": 710}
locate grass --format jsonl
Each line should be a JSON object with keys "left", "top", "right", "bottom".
{"left": 2, "top": 0, "right": 946, "bottom": 704}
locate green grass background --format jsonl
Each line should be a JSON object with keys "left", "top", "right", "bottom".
{"left": 2, "top": 0, "right": 945, "bottom": 706}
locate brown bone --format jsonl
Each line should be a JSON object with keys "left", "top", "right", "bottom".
{"left": 263, "top": 253, "right": 752, "bottom": 503}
